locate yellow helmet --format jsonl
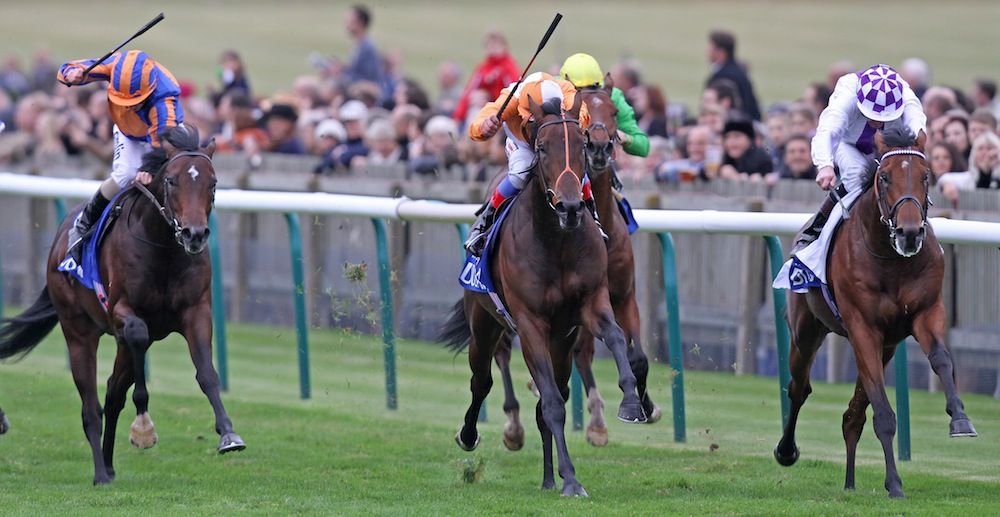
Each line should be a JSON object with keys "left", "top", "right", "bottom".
{"left": 560, "top": 53, "right": 603, "bottom": 88}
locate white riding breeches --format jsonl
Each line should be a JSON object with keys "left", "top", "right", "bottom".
{"left": 503, "top": 122, "right": 536, "bottom": 190}
{"left": 110, "top": 125, "right": 152, "bottom": 189}
{"left": 834, "top": 143, "right": 872, "bottom": 194}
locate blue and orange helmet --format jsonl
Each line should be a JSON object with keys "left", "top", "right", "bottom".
{"left": 107, "top": 50, "right": 158, "bottom": 107}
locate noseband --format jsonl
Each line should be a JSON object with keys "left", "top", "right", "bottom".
{"left": 534, "top": 116, "right": 582, "bottom": 210}
{"left": 874, "top": 149, "right": 931, "bottom": 234}
{"left": 133, "top": 151, "right": 214, "bottom": 247}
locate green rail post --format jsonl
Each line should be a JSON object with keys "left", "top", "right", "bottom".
{"left": 455, "top": 223, "right": 488, "bottom": 423}
{"left": 284, "top": 213, "right": 310, "bottom": 400}
{"left": 208, "top": 213, "right": 228, "bottom": 391}
{"left": 657, "top": 233, "right": 686, "bottom": 443}
{"left": 372, "top": 218, "right": 397, "bottom": 410}
{"left": 53, "top": 198, "right": 67, "bottom": 225}
{"left": 895, "top": 340, "right": 911, "bottom": 461}
{"left": 763, "top": 236, "right": 792, "bottom": 430}
{"left": 571, "top": 363, "right": 584, "bottom": 431}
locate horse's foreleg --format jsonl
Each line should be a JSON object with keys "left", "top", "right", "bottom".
{"left": 775, "top": 294, "right": 827, "bottom": 467}
{"left": 572, "top": 331, "right": 607, "bottom": 446}
{"left": 616, "top": 296, "right": 659, "bottom": 423}
{"left": 0, "top": 407, "right": 8, "bottom": 435}
{"left": 66, "top": 329, "right": 109, "bottom": 485}
{"left": 912, "top": 305, "right": 976, "bottom": 437}
{"left": 585, "top": 298, "right": 644, "bottom": 424}
{"left": 101, "top": 343, "right": 135, "bottom": 479}
{"left": 181, "top": 305, "right": 244, "bottom": 454}
{"left": 495, "top": 337, "right": 524, "bottom": 451}
{"left": 114, "top": 306, "right": 157, "bottom": 450}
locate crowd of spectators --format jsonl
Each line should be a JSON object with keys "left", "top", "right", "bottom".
{"left": 2, "top": 5, "right": 1000, "bottom": 204}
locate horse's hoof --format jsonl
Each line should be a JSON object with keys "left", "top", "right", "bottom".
{"left": 617, "top": 403, "right": 647, "bottom": 424}
{"left": 92, "top": 474, "right": 113, "bottom": 486}
{"left": 0, "top": 413, "right": 9, "bottom": 435}
{"left": 774, "top": 443, "right": 799, "bottom": 467}
{"left": 129, "top": 413, "right": 158, "bottom": 449}
{"left": 644, "top": 403, "right": 662, "bottom": 424}
{"left": 218, "top": 432, "right": 246, "bottom": 454}
{"left": 586, "top": 424, "right": 608, "bottom": 447}
{"left": 887, "top": 485, "right": 905, "bottom": 499}
{"left": 455, "top": 429, "right": 479, "bottom": 451}
{"left": 502, "top": 423, "right": 524, "bottom": 451}
{"left": 561, "top": 481, "right": 589, "bottom": 497}
{"left": 949, "top": 418, "right": 978, "bottom": 438}
{"left": 541, "top": 478, "right": 556, "bottom": 490}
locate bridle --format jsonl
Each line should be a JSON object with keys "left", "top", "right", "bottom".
{"left": 873, "top": 148, "right": 931, "bottom": 235}
{"left": 132, "top": 151, "right": 214, "bottom": 248}
{"left": 534, "top": 115, "right": 583, "bottom": 211}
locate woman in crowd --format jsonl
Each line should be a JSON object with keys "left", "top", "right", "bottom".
{"left": 928, "top": 141, "right": 966, "bottom": 184}
{"left": 938, "top": 131, "right": 1000, "bottom": 203}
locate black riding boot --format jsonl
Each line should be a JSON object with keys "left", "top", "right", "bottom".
{"left": 793, "top": 195, "right": 837, "bottom": 253}
{"left": 464, "top": 202, "right": 498, "bottom": 257}
{"left": 584, "top": 198, "right": 609, "bottom": 241}
{"left": 68, "top": 190, "right": 110, "bottom": 262}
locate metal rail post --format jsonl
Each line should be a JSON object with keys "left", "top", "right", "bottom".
{"left": 895, "top": 340, "right": 911, "bottom": 461}
{"left": 657, "top": 233, "right": 685, "bottom": 442}
{"left": 208, "top": 213, "right": 229, "bottom": 391}
{"left": 763, "top": 236, "right": 792, "bottom": 429}
{"left": 372, "top": 218, "right": 397, "bottom": 410}
{"left": 284, "top": 213, "right": 310, "bottom": 400}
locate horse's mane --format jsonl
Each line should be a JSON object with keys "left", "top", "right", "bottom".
{"left": 540, "top": 97, "right": 563, "bottom": 117}
{"left": 139, "top": 125, "right": 202, "bottom": 177}
{"left": 860, "top": 126, "right": 920, "bottom": 186}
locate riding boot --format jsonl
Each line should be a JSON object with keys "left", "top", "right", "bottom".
{"left": 792, "top": 195, "right": 837, "bottom": 253}
{"left": 68, "top": 190, "right": 110, "bottom": 263}
{"left": 584, "top": 198, "right": 609, "bottom": 242}
{"left": 464, "top": 202, "right": 499, "bottom": 257}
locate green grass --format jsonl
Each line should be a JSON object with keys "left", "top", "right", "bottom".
{"left": 2, "top": 1, "right": 998, "bottom": 107}
{"left": 0, "top": 321, "right": 998, "bottom": 516}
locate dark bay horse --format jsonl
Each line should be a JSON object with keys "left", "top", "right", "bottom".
{"left": 774, "top": 127, "right": 976, "bottom": 498}
{"left": 440, "top": 93, "right": 643, "bottom": 496}
{"left": 0, "top": 125, "right": 244, "bottom": 484}
{"left": 493, "top": 74, "right": 659, "bottom": 448}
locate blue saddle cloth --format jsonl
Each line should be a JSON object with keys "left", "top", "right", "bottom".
{"left": 617, "top": 196, "right": 639, "bottom": 235}
{"left": 57, "top": 191, "right": 126, "bottom": 310}
{"left": 458, "top": 198, "right": 518, "bottom": 328}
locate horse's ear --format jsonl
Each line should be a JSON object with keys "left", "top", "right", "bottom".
{"left": 874, "top": 130, "right": 887, "bottom": 157}
{"left": 603, "top": 72, "right": 614, "bottom": 93}
{"left": 161, "top": 136, "right": 178, "bottom": 158}
{"left": 569, "top": 90, "right": 584, "bottom": 118}
{"left": 527, "top": 94, "right": 545, "bottom": 123}
{"left": 915, "top": 130, "right": 927, "bottom": 152}
{"left": 202, "top": 137, "right": 217, "bottom": 158}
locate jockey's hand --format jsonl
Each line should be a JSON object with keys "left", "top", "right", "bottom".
{"left": 479, "top": 117, "right": 500, "bottom": 139}
{"left": 616, "top": 129, "right": 632, "bottom": 146}
{"left": 815, "top": 166, "right": 836, "bottom": 190}
{"left": 135, "top": 171, "right": 153, "bottom": 185}
{"left": 63, "top": 67, "right": 85, "bottom": 85}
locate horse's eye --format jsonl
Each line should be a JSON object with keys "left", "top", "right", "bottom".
{"left": 880, "top": 172, "right": 890, "bottom": 183}
{"left": 166, "top": 176, "right": 178, "bottom": 187}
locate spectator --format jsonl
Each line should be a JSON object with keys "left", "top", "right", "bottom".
{"left": 394, "top": 77, "right": 430, "bottom": 110}
{"left": 705, "top": 30, "right": 761, "bottom": 120}
{"left": 631, "top": 84, "right": 668, "bottom": 138}
{"left": 313, "top": 118, "right": 347, "bottom": 157}
{"left": 928, "top": 141, "right": 966, "bottom": 184}
{"left": 655, "top": 125, "right": 711, "bottom": 183}
{"left": 451, "top": 32, "right": 519, "bottom": 123}
{"left": 379, "top": 49, "right": 403, "bottom": 107}
{"left": 216, "top": 92, "right": 268, "bottom": 154}
{"left": 719, "top": 118, "right": 772, "bottom": 180}
{"left": 938, "top": 131, "right": 1000, "bottom": 203}
{"left": 362, "top": 118, "right": 401, "bottom": 165}
{"left": 341, "top": 4, "right": 383, "bottom": 86}
{"left": 943, "top": 114, "right": 971, "bottom": 161}
{"left": 611, "top": 59, "right": 642, "bottom": 96}
{"left": 698, "top": 103, "right": 725, "bottom": 135}
{"left": 969, "top": 108, "right": 997, "bottom": 145}
{"left": 775, "top": 133, "right": 816, "bottom": 181}
{"left": 0, "top": 54, "right": 30, "bottom": 99}
{"left": 184, "top": 97, "right": 219, "bottom": 148}
{"left": 210, "top": 50, "right": 250, "bottom": 107}
{"left": 264, "top": 104, "right": 306, "bottom": 155}
{"left": 704, "top": 80, "right": 740, "bottom": 114}
{"left": 30, "top": 50, "right": 57, "bottom": 94}
{"left": 788, "top": 105, "right": 817, "bottom": 137}
{"left": 410, "top": 115, "right": 460, "bottom": 175}
{"left": 971, "top": 78, "right": 998, "bottom": 118}
{"left": 765, "top": 110, "right": 790, "bottom": 170}
{"left": 900, "top": 57, "right": 930, "bottom": 99}
{"left": 332, "top": 99, "right": 369, "bottom": 167}
{"left": 802, "top": 82, "right": 831, "bottom": 115}
{"left": 435, "top": 61, "right": 462, "bottom": 115}
{"left": 391, "top": 103, "right": 420, "bottom": 161}
{"left": 922, "top": 86, "right": 957, "bottom": 122}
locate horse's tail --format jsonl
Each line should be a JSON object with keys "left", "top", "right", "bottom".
{"left": 438, "top": 299, "right": 471, "bottom": 353}
{"left": 0, "top": 287, "right": 59, "bottom": 361}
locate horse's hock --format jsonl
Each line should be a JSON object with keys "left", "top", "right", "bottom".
{"left": 2, "top": 155, "right": 1000, "bottom": 396}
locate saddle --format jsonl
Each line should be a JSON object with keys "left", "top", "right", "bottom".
{"left": 57, "top": 190, "right": 128, "bottom": 310}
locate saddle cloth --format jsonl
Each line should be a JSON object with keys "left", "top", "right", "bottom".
{"left": 57, "top": 191, "right": 127, "bottom": 311}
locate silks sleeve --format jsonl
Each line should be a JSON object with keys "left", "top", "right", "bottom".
{"left": 57, "top": 56, "right": 116, "bottom": 86}
{"left": 612, "top": 87, "right": 649, "bottom": 157}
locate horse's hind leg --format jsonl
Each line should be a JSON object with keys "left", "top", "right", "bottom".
{"left": 617, "top": 296, "right": 659, "bottom": 423}
{"left": 102, "top": 343, "right": 136, "bottom": 479}
{"left": 495, "top": 336, "right": 524, "bottom": 451}
{"left": 912, "top": 304, "right": 976, "bottom": 437}
{"left": 65, "top": 325, "right": 110, "bottom": 484}
{"left": 573, "top": 332, "right": 607, "bottom": 447}
{"left": 456, "top": 301, "right": 502, "bottom": 451}
{"left": 775, "top": 294, "right": 827, "bottom": 466}
{"left": 181, "top": 305, "right": 244, "bottom": 453}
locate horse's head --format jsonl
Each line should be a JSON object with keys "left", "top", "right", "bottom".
{"left": 152, "top": 125, "right": 218, "bottom": 255}
{"left": 874, "top": 127, "right": 930, "bottom": 257}
{"left": 527, "top": 92, "right": 587, "bottom": 231}
{"left": 580, "top": 73, "right": 618, "bottom": 174}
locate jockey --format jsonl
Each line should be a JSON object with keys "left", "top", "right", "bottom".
{"left": 796, "top": 64, "right": 926, "bottom": 249}
{"left": 559, "top": 53, "right": 649, "bottom": 161}
{"left": 57, "top": 50, "right": 184, "bottom": 260}
{"left": 464, "top": 72, "right": 594, "bottom": 255}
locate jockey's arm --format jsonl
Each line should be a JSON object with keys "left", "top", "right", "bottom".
{"left": 469, "top": 88, "right": 516, "bottom": 141}
{"left": 57, "top": 57, "right": 114, "bottom": 86}
{"left": 145, "top": 97, "right": 182, "bottom": 148}
{"left": 900, "top": 83, "right": 927, "bottom": 139}
{"left": 610, "top": 87, "right": 649, "bottom": 157}
{"left": 811, "top": 75, "right": 854, "bottom": 172}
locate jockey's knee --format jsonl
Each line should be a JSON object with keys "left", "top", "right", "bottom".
{"left": 100, "top": 177, "right": 122, "bottom": 199}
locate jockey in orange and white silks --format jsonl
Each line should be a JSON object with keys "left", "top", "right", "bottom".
{"left": 796, "top": 64, "right": 927, "bottom": 248}
{"left": 464, "top": 72, "right": 594, "bottom": 255}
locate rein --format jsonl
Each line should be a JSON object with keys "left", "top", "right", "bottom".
{"left": 873, "top": 149, "right": 930, "bottom": 233}
{"left": 131, "top": 151, "right": 213, "bottom": 248}
{"left": 535, "top": 116, "right": 582, "bottom": 210}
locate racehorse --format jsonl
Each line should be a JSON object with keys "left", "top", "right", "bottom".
{"left": 440, "top": 93, "right": 644, "bottom": 497}
{"left": 0, "top": 125, "right": 244, "bottom": 485}
{"left": 492, "top": 73, "right": 659, "bottom": 448}
{"left": 773, "top": 127, "right": 976, "bottom": 498}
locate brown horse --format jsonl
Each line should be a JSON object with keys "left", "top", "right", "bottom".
{"left": 774, "top": 127, "right": 976, "bottom": 498}
{"left": 0, "top": 125, "right": 244, "bottom": 485}
{"left": 440, "top": 93, "right": 643, "bottom": 497}
{"left": 493, "top": 74, "right": 659, "bottom": 448}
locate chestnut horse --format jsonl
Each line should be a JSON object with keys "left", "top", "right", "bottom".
{"left": 0, "top": 125, "right": 244, "bottom": 485}
{"left": 774, "top": 127, "right": 976, "bottom": 498}
{"left": 440, "top": 93, "right": 643, "bottom": 496}
{"left": 493, "top": 74, "right": 659, "bottom": 448}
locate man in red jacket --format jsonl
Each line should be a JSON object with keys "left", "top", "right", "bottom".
{"left": 451, "top": 32, "right": 520, "bottom": 123}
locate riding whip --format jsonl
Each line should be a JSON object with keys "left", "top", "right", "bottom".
{"left": 80, "top": 13, "right": 166, "bottom": 78}
{"left": 494, "top": 13, "right": 563, "bottom": 120}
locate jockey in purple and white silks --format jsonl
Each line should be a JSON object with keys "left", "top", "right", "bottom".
{"left": 795, "top": 64, "right": 927, "bottom": 249}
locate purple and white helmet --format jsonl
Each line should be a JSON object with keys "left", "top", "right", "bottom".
{"left": 856, "top": 64, "right": 906, "bottom": 122}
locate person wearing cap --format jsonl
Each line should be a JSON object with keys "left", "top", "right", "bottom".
{"left": 719, "top": 118, "right": 773, "bottom": 180}
{"left": 463, "top": 72, "right": 592, "bottom": 255}
{"left": 795, "top": 64, "right": 927, "bottom": 249}
{"left": 264, "top": 103, "right": 305, "bottom": 154}
{"left": 57, "top": 50, "right": 184, "bottom": 258}
{"left": 332, "top": 99, "right": 369, "bottom": 168}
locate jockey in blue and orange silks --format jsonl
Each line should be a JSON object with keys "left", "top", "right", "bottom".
{"left": 464, "top": 72, "right": 597, "bottom": 255}
{"left": 57, "top": 50, "right": 184, "bottom": 258}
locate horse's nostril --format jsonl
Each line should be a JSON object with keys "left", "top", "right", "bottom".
{"left": 181, "top": 228, "right": 193, "bottom": 239}
{"left": 554, "top": 203, "right": 567, "bottom": 213}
